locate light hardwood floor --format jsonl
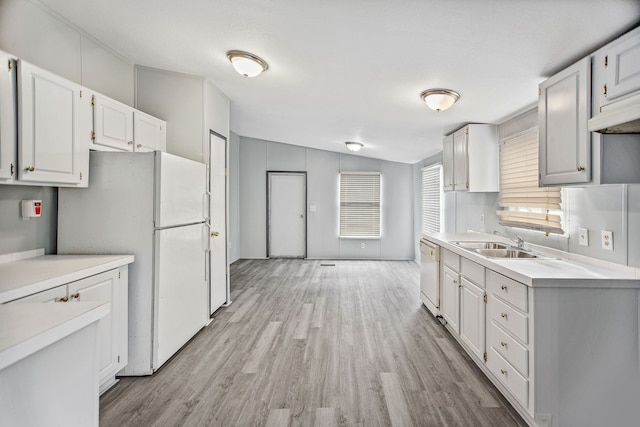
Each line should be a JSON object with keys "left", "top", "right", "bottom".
{"left": 100, "top": 259, "right": 527, "bottom": 426}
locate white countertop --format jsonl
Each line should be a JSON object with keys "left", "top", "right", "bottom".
{"left": 0, "top": 301, "right": 108, "bottom": 371}
{"left": 423, "top": 232, "right": 640, "bottom": 288}
{"left": 0, "top": 253, "right": 135, "bottom": 304}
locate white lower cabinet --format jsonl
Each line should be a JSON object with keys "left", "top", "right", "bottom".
{"left": 6, "top": 267, "right": 128, "bottom": 394}
{"left": 460, "top": 277, "right": 486, "bottom": 361}
{"left": 441, "top": 260, "right": 460, "bottom": 334}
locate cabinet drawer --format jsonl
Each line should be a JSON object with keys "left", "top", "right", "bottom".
{"left": 487, "top": 270, "right": 527, "bottom": 312}
{"left": 488, "top": 296, "right": 528, "bottom": 344}
{"left": 461, "top": 257, "right": 484, "bottom": 287}
{"left": 443, "top": 249, "right": 460, "bottom": 271}
{"left": 487, "top": 346, "right": 529, "bottom": 409}
{"left": 487, "top": 321, "right": 528, "bottom": 376}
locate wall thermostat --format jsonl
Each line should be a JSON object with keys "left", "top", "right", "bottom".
{"left": 21, "top": 200, "right": 42, "bottom": 220}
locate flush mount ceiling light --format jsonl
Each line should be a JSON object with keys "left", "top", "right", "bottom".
{"left": 420, "top": 88, "right": 460, "bottom": 112}
{"left": 345, "top": 142, "right": 364, "bottom": 152}
{"left": 227, "top": 50, "right": 269, "bottom": 77}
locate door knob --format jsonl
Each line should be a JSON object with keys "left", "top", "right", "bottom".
{"left": 211, "top": 231, "right": 220, "bottom": 237}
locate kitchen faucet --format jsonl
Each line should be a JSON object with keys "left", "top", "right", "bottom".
{"left": 493, "top": 230, "right": 525, "bottom": 249}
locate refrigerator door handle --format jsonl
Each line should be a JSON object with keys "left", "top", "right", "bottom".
{"left": 203, "top": 223, "right": 211, "bottom": 252}
{"left": 203, "top": 192, "right": 211, "bottom": 221}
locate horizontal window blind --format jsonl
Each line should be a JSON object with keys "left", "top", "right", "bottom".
{"left": 421, "top": 164, "right": 442, "bottom": 234}
{"left": 339, "top": 172, "right": 381, "bottom": 238}
{"left": 497, "top": 128, "right": 563, "bottom": 234}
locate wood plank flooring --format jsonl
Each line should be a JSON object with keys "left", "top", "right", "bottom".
{"left": 100, "top": 259, "right": 527, "bottom": 426}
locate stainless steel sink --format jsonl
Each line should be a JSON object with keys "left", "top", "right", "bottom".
{"left": 452, "top": 241, "right": 510, "bottom": 250}
{"left": 475, "top": 248, "right": 539, "bottom": 259}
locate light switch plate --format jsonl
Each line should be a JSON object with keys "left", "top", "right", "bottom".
{"left": 601, "top": 230, "right": 613, "bottom": 251}
{"left": 578, "top": 228, "right": 589, "bottom": 246}
{"left": 309, "top": 205, "right": 316, "bottom": 212}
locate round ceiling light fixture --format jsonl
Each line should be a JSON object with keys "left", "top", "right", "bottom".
{"left": 420, "top": 88, "right": 460, "bottom": 112}
{"left": 345, "top": 142, "right": 364, "bottom": 152}
{"left": 227, "top": 50, "right": 269, "bottom": 77}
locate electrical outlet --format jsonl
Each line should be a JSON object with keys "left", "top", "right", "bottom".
{"left": 578, "top": 228, "right": 589, "bottom": 247}
{"left": 601, "top": 230, "right": 613, "bottom": 251}
{"left": 360, "top": 243, "right": 365, "bottom": 249}
{"left": 309, "top": 205, "right": 316, "bottom": 212}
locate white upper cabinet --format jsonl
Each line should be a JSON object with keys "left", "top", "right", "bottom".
{"left": 92, "top": 93, "right": 166, "bottom": 153}
{"left": 91, "top": 94, "right": 134, "bottom": 152}
{"left": 453, "top": 127, "right": 468, "bottom": 191}
{"left": 442, "top": 134, "right": 454, "bottom": 191}
{"left": 603, "top": 31, "right": 640, "bottom": 103}
{"left": 0, "top": 51, "right": 16, "bottom": 182}
{"left": 444, "top": 124, "right": 499, "bottom": 192}
{"left": 17, "top": 59, "right": 89, "bottom": 186}
{"left": 133, "top": 110, "right": 166, "bottom": 152}
{"left": 538, "top": 56, "right": 591, "bottom": 186}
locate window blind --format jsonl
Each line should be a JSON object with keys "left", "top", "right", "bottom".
{"left": 421, "top": 164, "right": 442, "bottom": 234}
{"left": 497, "top": 128, "right": 563, "bottom": 234}
{"left": 339, "top": 172, "right": 381, "bottom": 238}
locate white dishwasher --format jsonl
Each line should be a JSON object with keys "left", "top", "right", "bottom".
{"left": 420, "top": 239, "right": 440, "bottom": 316}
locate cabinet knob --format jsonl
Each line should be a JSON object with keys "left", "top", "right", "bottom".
{"left": 59, "top": 296, "right": 69, "bottom": 302}
{"left": 211, "top": 231, "right": 220, "bottom": 237}
{"left": 500, "top": 369, "right": 507, "bottom": 375}
{"left": 603, "top": 84, "right": 607, "bottom": 96}
{"left": 25, "top": 166, "right": 35, "bottom": 172}
{"left": 71, "top": 292, "right": 80, "bottom": 299}
{"left": 430, "top": 250, "right": 434, "bottom": 256}
{"left": 501, "top": 285, "right": 507, "bottom": 291}
{"left": 137, "top": 144, "right": 142, "bottom": 148}
{"left": 577, "top": 165, "right": 585, "bottom": 172}
{"left": 500, "top": 312, "right": 508, "bottom": 319}
{"left": 500, "top": 341, "right": 507, "bottom": 347}
{"left": 465, "top": 181, "right": 469, "bottom": 189}
{"left": 128, "top": 141, "right": 133, "bottom": 145}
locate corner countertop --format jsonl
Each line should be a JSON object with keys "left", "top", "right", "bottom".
{"left": 0, "top": 301, "right": 109, "bottom": 371}
{"left": 422, "top": 232, "right": 640, "bottom": 288}
{"left": 0, "top": 253, "right": 135, "bottom": 304}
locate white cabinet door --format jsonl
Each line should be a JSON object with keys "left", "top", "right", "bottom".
{"left": 442, "top": 265, "right": 460, "bottom": 334}
{"left": 460, "top": 277, "right": 486, "bottom": 361}
{"left": 17, "top": 60, "right": 86, "bottom": 185}
{"left": 539, "top": 56, "right": 591, "bottom": 185}
{"left": 0, "top": 51, "right": 16, "bottom": 181}
{"left": 68, "top": 269, "right": 119, "bottom": 392}
{"left": 133, "top": 110, "right": 166, "bottom": 152}
{"left": 453, "top": 127, "right": 468, "bottom": 191}
{"left": 92, "top": 94, "right": 134, "bottom": 151}
{"left": 442, "top": 134, "right": 454, "bottom": 191}
{"left": 604, "top": 32, "right": 640, "bottom": 102}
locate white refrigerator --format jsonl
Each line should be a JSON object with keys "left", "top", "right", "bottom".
{"left": 58, "top": 151, "right": 209, "bottom": 375}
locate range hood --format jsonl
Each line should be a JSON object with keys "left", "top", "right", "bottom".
{"left": 589, "top": 91, "right": 640, "bottom": 133}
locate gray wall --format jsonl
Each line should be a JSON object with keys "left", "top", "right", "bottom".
{"left": 229, "top": 131, "right": 241, "bottom": 263}
{"left": 0, "top": 0, "right": 134, "bottom": 255}
{"left": 238, "top": 137, "right": 414, "bottom": 260}
{"left": 415, "top": 107, "right": 640, "bottom": 268}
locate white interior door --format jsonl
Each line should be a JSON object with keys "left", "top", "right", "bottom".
{"left": 209, "top": 132, "right": 228, "bottom": 315}
{"left": 268, "top": 173, "right": 306, "bottom": 258}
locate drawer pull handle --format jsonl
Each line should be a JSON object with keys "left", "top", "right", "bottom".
{"left": 59, "top": 296, "right": 69, "bottom": 302}
{"left": 501, "top": 285, "right": 507, "bottom": 291}
{"left": 500, "top": 312, "right": 507, "bottom": 319}
{"left": 71, "top": 292, "right": 80, "bottom": 299}
{"left": 500, "top": 341, "right": 507, "bottom": 347}
{"left": 500, "top": 369, "right": 507, "bottom": 375}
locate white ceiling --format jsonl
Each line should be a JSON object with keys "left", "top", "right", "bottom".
{"left": 37, "top": 0, "right": 640, "bottom": 163}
